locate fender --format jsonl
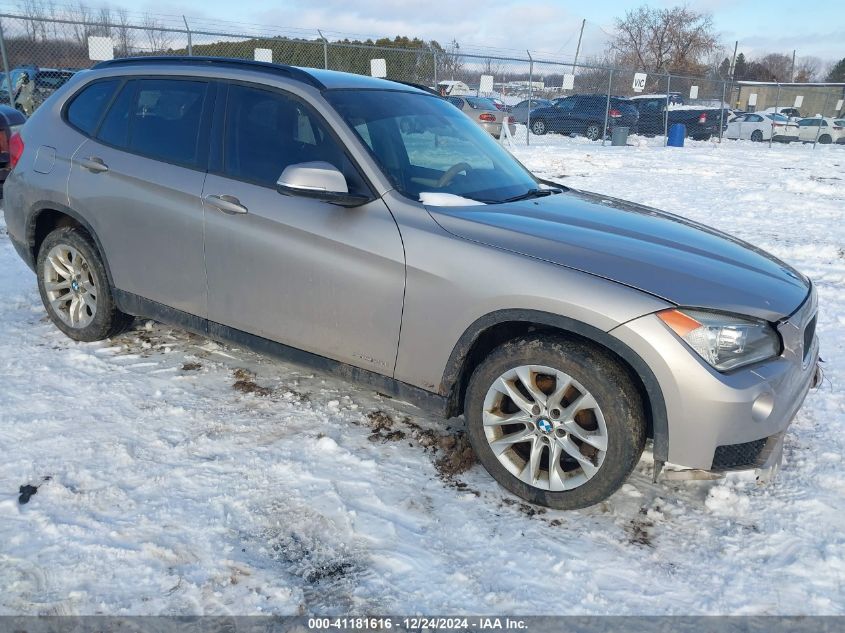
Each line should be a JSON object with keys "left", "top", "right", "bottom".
{"left": 25, "top": 201, "right": 116, "bottom": 288}
{"left": 440, "top": 308, "right": 669, "bottom": 461}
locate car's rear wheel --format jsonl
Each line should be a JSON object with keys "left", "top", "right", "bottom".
{"left": 36, "top": 227, "right": 133, "bottom": 342}
{"left": 818, "top": 134, "right": 832, "bottom": 144}
{"left": 530, "top": 119, "right": 547, "bottom": 135}
{"left": 464, "top": 336, "right": 646, "bottom": 510}
{"left": 751, "top": 130, "right": 763, "bottom": 142}
{"left": 585, "top": 123, "right": 603, "bottom": 141}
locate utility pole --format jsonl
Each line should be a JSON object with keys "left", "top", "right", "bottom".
{"left": 729, "top": 40, "right": 738, "bottom": 79}
{"left": 572, "top": 18, "right": 586, "bottom": 74}
{"left": 790, "top": 49, "right": 796, "bottom": 82}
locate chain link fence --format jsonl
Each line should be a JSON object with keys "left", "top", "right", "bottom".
{"left": 1, "top": 10, "right": 843, "bottom": 149}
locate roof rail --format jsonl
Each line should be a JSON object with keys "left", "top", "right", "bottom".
{"left": 92, "top": 56, "right": 325, "bottom": 90}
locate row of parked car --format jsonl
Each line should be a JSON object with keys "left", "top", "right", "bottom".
{"left": 724, "top": 107, "right": 845, "bottom": 144}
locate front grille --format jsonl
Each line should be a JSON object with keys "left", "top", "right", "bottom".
{"left": 803, "top": 314, "right": 817, "bottom": 361}
{"left": 712, "top": 438, "right": 768, "bottom": 471}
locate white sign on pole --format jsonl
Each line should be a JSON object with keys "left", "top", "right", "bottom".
{"left": 87, "top": 36, "right": 114, "bottom": 61}
{"left": 747, "top": 93, "right": 758, "bottom": 107}
{"left": 837, "top": 99, "right": 844, "bottom": 112}
{"left": 793, "top": 95, "right": 804, "bottom": 108}
{"left": 562, "top": 73, "right": 575, "bottom": 90}
{"left": 632, "top": 73, "right": 647, "bottom": 92}
{"left": 370, "top": 58, "right": 387, "bottom": 78}
{"left": 479, "top": 74, "right": 494, "bottom": 94}
{"left": 689, "top": 85, "right": 699, "bottom": 100}
{"left": 254, "top": 48, "right": 272, "bottom": 63}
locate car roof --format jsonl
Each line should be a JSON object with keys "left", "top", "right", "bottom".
{"left": 92, "top": 56, "right": 428, "bottom": 95}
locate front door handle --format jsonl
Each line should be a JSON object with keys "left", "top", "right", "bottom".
{"left": 204, "top": 194, "right": 248, "bottom": 215}
{"left": 79, "top": 156, "right": 108, "bottom": 173}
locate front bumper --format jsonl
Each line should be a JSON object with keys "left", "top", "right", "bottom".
{"left": 610, "top": 285, "right": 819, "bottom": 472}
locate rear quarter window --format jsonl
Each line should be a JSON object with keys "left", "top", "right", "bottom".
{"left": 65, "top": 79, "right": 120, "bottom": 135}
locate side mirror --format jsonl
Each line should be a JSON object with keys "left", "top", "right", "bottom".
{"left": 276, "top": 161, "right": 371, "bottom": 208}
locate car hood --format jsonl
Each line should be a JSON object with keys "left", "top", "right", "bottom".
{"left": 426, "top": 189, "right": 809, "bottom": 321}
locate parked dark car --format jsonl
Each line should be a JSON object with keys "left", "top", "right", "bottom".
{"left": 528, "top": 94, "right": 639, "bottom": 140}
{"left": 0, "top": 104, "right": 26, "bottom": 192}
{"left": 510, "top": 98, "right": 552, "bottom": 124}
{"left": 629, "top": 95, "right": 725, "bottom": 141}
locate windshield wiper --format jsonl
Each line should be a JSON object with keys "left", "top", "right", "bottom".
{"left": 497, "top": 187, "right": 562, "bottom": 203}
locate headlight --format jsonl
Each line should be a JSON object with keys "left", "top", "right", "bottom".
{"left": 658, "top": 309, "right": 781, "bottom": 371}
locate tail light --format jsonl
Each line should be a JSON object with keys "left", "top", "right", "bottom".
{"left": 608, "top": 108, "right": 621, "bottom": 118}
{"left": 507, "top": 116, "right": 515, "bottom": 124}
{"left": 834, "top": 126, "right": 843, "bottom": 130}
{"left": 773, "top": 123, "right": 784, "bottom": 128}
{"left": 9, "top": 132, "right": 24, "bottom": 169}
{"left": 478, "top": 113, "right": 496, "bottom": 122}
{"left": 698, "top": 113, "right": 707, "bottom": 124}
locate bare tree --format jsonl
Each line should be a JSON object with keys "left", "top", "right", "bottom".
{"left": 114, "top": 8, "right": 134, "bottom": 57}
{"left": 142, "top": 15, "right": 172, "bottom": 53}
{"left": 755, "top": 53, "right": 792, "bottom": 82}
{"left": 71, "top": 2, "right": 93, "bottom": 47}
{"left": 794, "top": 56, "right": 821, "bottom": 82}
{"left": 436, "top": 39, "right": 464, "bottom": 81}
{"left": 608, "top": 5, "right": 718, "bottom": 75}
{"left": 17, "top": 0, "right": 48, "bottom": 41}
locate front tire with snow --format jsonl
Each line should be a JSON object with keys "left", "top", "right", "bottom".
{"left": 464, "top": 336, "right": 646, "bottom": 510}
{"left": 36, "top": 227, "right": 133, "bottom": 342}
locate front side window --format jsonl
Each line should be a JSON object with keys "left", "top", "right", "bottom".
{"left": 223, "top": 83, "right": 366, "bottom": 193}
{"left": 66, "top": 79, "right": 120, "bottom": 135}
{"left": 327, "top": 89, "right": 538, "bottom": 204}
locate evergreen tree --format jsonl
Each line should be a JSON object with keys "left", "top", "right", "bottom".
{"left": 826, "top": 57, "right": 845, "bottom": 82}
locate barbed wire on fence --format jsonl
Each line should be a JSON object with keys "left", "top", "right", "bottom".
{"left": 0, "top": 8, "right": 841, "bottom": 147}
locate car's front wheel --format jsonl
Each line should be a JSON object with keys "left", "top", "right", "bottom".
{"left": 465, "top": 336, "right": 646, "bottom": 510}
{"left": 37, "top": 227, "right": 134, "bottom": 342}
{"left": 751, "top": 130, "right": 763, "bottom": 142}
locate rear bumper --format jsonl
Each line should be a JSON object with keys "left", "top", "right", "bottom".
{"left": 7, "top": 230, "right": 34, "bottom": 270}
{"left": 611, "top": 285, "right": 819, "bottom": 472}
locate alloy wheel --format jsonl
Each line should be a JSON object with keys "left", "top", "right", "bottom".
{"left": 482, "top": 364, "right": 608, "bottom": 491}
{"left": 42, "top": 244, "right": 98, "bottom": 329}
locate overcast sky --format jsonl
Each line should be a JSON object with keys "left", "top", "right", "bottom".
{"left": 12, "top": 0, "right": 844, "bottom": 63}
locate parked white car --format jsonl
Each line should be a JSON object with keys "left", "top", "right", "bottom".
{"left": 725, "top": 112, "right": 799, "bottom": 142}
{"left": 796, "top": 117, "right": 845, "bottom": 144}
{"left": 761, "top": 106, "right": 803, "bottom": 122}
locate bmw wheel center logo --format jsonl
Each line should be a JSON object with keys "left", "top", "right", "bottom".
{"left": 537, "top": 418, "right": 553, "bottom": 434}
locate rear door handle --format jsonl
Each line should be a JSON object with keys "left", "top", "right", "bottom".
{"left": 204, "top": 194, "right": 248, "bottom": 215}
{"left": 79, "top": 156, "right": 108, "bottom": 173}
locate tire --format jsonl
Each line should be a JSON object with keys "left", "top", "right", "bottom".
{"left": 819, "top": 135, "right": 832, "bottom": 145}
{"left": 530, "top": 119, "right": 547, "bottom": 135}
{"left": 36, "top": 227, "right": 133, "bottom": 342}
{"left": 464, "top": 335, "right": 646, "bottom": 510}
{"left": 750, "top": 130, "right": 763, "bottom": 142}
{"left": 584, "top": 122, "right": 603, "bottom": 141}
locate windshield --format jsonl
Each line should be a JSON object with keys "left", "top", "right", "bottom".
{"left": 326, "top": 89, "right": 539, "bottom": 204}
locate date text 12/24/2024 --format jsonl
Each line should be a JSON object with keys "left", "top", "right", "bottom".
{"left": 307, "top": 617, "right": 529, "bottom": 630}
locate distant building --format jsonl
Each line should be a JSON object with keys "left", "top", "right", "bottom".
{"left": 734, "top": 81, "right": 845, "bottom": 117}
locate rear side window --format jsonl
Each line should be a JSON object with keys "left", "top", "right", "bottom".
{"left": 93, "top": 78, "right": 209, "bottom": 167}
{"left": 96, "top": 81, "right": 136, "bottom": 147}
{"left": 131, "top": 79, "right": 208, "bottom": 165}
{"left": 66, "top": 79, "right": 119, "bottom": 135}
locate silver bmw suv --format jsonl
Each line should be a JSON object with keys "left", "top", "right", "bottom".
{"left": 3, "top": 57, "right": 821, "bottom": 510}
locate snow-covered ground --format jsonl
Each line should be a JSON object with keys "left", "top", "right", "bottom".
{"left": 1, "top": 136, "right": 844, "bottom": 616}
